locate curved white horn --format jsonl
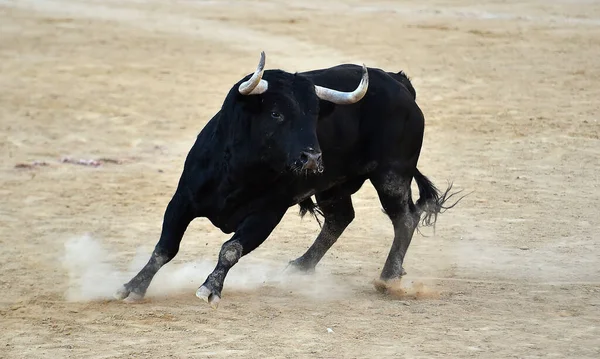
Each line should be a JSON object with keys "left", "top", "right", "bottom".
{"left": 238, "top": 51, "right": 269, "bottom": 95}
{"left": 314, "top": 64, "right": 369, "bottom": 104}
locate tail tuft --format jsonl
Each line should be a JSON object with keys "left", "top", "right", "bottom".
{"left": 298, "top": 198, "right": 324, "bottom": 228}
{"left": 413, "top": 169, "right": 468, "bottom": 228}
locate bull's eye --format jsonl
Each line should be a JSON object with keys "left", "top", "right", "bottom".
{"left": 271, "top": 111, "right": 283, "bottom": 121}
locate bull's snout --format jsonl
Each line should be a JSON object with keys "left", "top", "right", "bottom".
{"left": 297, "top": 148, "right": 323, "bottom": 173}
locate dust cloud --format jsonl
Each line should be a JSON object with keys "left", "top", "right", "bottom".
{"left": 373, "top": 278, "right": 441, "bottom": 300}
{"left": 61, "top": 235, "right": 352, "bottom": 302}
{"left": 62, "top": 235, "right": 129, "bottom": 302}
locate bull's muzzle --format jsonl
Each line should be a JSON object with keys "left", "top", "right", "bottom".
{"left": 297, "top": 148, "right": 324, "bottom": 173}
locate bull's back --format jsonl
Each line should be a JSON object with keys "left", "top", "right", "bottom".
{"left": 304, "top": 65, "right": 424, "bottom": 169}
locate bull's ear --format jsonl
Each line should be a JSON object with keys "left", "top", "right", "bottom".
{"left": 317, "top": 100, "right": 336, "bottom": 118}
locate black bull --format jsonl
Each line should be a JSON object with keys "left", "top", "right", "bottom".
{"left": 114, "top": 52, "right": 461, "bottom": 308}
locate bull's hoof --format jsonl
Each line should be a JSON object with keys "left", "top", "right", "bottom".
{"left": 113, "top": 285, "right": 130, "bottom": 300}
{"left": 114, "top": 285, "right": 145, "bottom": 303}
{"left": 195, "top": 285, "right": 221, "bottom": 309}
{"left": 373, "top": 278, "right": 404, "bottom": 296}
{"left": 374, "top": 268, "right": 407, "bottom": 295}
{"left": 287, "top": 258, "right": 316, "bottom": 274}
{"left": 123, "top": 292, "right": 145, "bottom": 303}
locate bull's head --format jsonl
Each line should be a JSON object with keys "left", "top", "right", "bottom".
{"left": 233, "top": 51, "right": 369, "bottom": 175}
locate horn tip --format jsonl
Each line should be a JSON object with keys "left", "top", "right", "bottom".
{"left": 259, "top": 51, "right": 266, "bottom": 69}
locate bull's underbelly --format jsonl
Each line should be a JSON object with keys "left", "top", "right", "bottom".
{"left": 292, "top": 189, "right": 318, "bottom": 203}
{"left": 291, "top": 179, "right": 344, "bottom": 203}
{"left": 290, "top": 165, "right": 374, "bottom": 204}
{"left": 205, "top": 161, "right": 377, "bottom": 233}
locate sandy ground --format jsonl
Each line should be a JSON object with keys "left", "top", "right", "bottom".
{"left": 1, "top": 0, "right": 599, "bottom": 357}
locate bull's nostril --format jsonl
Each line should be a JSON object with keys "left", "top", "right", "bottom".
{"left": 295, "top": 149, "right": 323, "bottom": 172}
{"left": 299, "top": 153, "right": 309, "bottom": 164}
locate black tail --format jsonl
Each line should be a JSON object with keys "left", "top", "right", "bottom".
{"left": 298, "top": 198, "right": 324, "bottom": 227}
{"left": 413, "top": 168, "right": 466, "bottom": 227}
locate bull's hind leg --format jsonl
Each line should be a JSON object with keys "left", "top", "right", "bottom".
{"left": 370, "top": 168, "right": 420, "bottom": 283}
{"left": 114, "top": 190, "right": 195, "bottom": 302}
{"left": 289, "top": 179, "right": 365, "bottom": 272}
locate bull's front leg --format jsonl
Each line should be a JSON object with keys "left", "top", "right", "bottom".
{"left": 114, "top": 189, "right": 195, "bottom": 302}
{"left": 195, "top": 208, "right": 286, "bottom": 308}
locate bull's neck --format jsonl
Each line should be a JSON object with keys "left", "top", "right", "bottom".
{"left": 174, "top": 129, "right": 227, "bottom": 216}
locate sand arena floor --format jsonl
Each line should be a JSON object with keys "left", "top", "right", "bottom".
{"left": 1, "top": 0, "right": 599, "bottom": 358}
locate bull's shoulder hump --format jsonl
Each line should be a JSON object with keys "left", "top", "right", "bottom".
{"left": 300, "top": 64, "right": 364, "bottom": 80}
